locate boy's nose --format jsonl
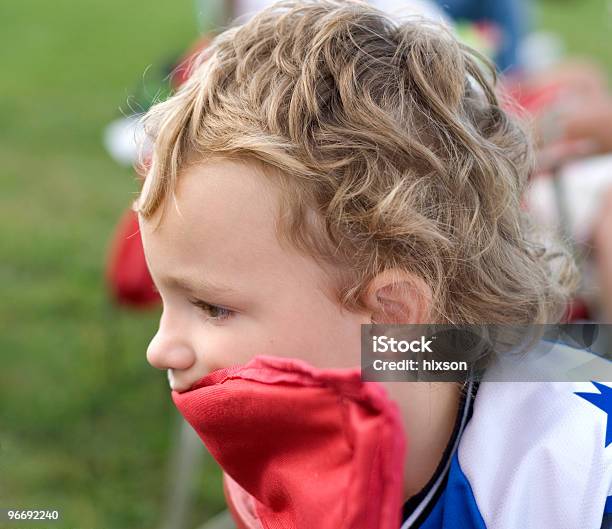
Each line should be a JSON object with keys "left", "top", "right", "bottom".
{"left": 146, "top": 330, "right": 197, "bottom": 371}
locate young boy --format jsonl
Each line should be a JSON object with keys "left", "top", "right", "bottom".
{"left": 134, "top": 1, "right": 612, "bottom": 527}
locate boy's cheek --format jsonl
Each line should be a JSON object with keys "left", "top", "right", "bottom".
{"left": 194, "top": 323, "right": 274, "bottom": 371}
{"left": 195, "top": 308, "right": 364, "bottom": 372}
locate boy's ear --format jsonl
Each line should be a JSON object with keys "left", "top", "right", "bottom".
{"left": 363, "top": 269, "right": 432, "bottom": 324}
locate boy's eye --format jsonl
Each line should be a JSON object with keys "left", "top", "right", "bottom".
{"left": 188, "top": 298, "right": 233, "bottom": 321}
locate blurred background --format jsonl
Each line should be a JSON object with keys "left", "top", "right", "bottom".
{"left": 1, "top": 1, "right": 612, "bottom": 528}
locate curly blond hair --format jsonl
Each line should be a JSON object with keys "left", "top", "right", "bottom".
{"left": 135, "top": 0, "right": 577, "bottom": 324}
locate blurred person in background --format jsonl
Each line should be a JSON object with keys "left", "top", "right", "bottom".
{"left": 431, "top": 0, "right": 612, "bottom": 323}
{"left": 433, "top": 0, "right": 528, "bottom": 73}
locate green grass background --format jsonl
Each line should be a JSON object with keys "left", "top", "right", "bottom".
{"left": 1, "top": 1, "right": 610, "bottom": 528}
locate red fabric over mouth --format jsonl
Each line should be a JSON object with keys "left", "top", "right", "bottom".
{"left": 172, "top": 355, "right": 406, "bottom": 529}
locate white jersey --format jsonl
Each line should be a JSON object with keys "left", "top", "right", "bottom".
{"left": 401, "top": 344, "right": 612, "bottom": 529}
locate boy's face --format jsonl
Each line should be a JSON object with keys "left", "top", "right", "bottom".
{"left": 140, "top": 159, "right": 370, "bottom": 392}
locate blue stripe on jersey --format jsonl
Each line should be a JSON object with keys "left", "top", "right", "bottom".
{"left": 605, "top": 496, "right": 612, "bottom": 514}
{"left": 418, "top": 451, "right": 487, "bottom": 529}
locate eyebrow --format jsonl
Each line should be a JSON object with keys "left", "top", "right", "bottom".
{"left": 160, "top": 275, "right": 238, "bottom": 297}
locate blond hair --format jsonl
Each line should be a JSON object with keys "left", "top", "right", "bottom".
{"left": 135, "top": 0, "right": 577, "bottom": 324}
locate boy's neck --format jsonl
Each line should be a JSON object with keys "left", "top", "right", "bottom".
{"left": 384, "top": 381, "right": 462, "bottom": 500}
